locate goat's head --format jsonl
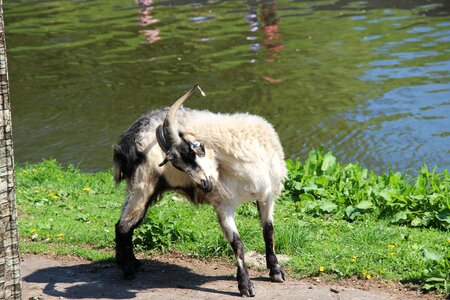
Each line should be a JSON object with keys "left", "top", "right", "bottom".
{"left": 156, "top": 85, "right": 216, "bottom": 192}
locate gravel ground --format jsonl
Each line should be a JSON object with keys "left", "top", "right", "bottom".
{"left": 21, "top": 253, "right": 444, "bottom": 300}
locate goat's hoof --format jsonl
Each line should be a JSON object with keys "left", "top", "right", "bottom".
{"left": 270, "top": 267, "right": 285, "bottom": 283}
{"left": 239, "top": 280, "right": 255, "bottom": 297}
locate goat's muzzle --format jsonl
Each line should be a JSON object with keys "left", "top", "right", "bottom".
{"left": 199, "top": 178, "right": 213, "bottom": 192}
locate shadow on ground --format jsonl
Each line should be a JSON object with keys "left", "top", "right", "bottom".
{"left": 23, "top": 254, "right": 437, "bottom": 300}
{"left": 23, "top": 258, "right": 241, "bottom": 299}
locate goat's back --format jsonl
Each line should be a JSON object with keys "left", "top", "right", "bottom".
{"left": 113, "top": 108, "right": 287, "bottom": 194}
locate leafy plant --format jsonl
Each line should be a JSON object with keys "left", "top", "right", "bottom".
{"left": 133, "top": 200, "right": 197, "bottom": 252}
{"left": 283, "top": 148, "right": 450, "bottom": 230}
{"left": 422, "top": 247, "right": 450, "bottom": 294}
{"left": 14, "top": 158, "right": 450, "bottom": 297}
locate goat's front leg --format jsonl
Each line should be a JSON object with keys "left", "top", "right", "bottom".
{"left": 215, "top": 205, "right": 255, "bottom": 297}
{"left": 115, "top": 220, "right": 141, "bottom": 280}
{"left": 257, "top": 200, "right": 285, "bottom": 282}
{"left": 116, "top": 182, "right": 158, "bottom": 279}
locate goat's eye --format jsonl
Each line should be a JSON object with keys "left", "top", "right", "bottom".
{"left": 190, "top": 141, "right": 200, "bottom": 149}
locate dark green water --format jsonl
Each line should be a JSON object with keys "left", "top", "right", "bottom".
{"left": 5, "top": 0, "right": 450, "bottom": 173}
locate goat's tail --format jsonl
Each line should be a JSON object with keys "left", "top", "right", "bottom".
{"left": 112, "top": 144, "right": 125, "bottom": 185}
{"left": 112, "top": 141, "right": 146, "bottom": 185}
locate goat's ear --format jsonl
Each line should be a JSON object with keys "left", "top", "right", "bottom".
{"left": 156, "top": 125, "right": 171, "bottom": 153}
{"left": 158, "top": 157, "right": 169, "bottom": 167}
{"left": 158, "top": 148, "right": 176, "bottom": 167}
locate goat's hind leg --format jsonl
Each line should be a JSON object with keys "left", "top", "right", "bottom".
{"left": 116, "top": 182, "right": 158, "bottom": 279}
{"left": 257, "top": 200, "right": 285, "bottom": 282}
{"left": 215, "top": 205, "right": 255, "bottom": 297}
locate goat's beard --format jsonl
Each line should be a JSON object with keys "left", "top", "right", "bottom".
{"left": 216, "top": 180, "right": 232, "bottom": 200}
{"left": 191, "top": 180, "right": 231, "bottom": 205}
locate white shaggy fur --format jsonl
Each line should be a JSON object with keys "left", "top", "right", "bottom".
{"left": 114, "top": 102, "right": 287, "bottom": 297}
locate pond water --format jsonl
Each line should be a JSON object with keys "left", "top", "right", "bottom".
{"left": 5, "top": 0, "right": 450, "bottom": 173}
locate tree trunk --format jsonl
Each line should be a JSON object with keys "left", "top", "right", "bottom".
{"left": 0, "top": 0, "right": 22, "bottom": 299}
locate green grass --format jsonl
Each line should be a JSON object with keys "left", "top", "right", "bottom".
{"left": 15, "top": 155, "right": 450, "bottom": 295}
{"left": 16, "top": 161, "right": 121, "bottom": 261}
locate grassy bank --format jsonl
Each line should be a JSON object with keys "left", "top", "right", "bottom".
{"left": 15, "top": 151, "right": 449, "bottom": 294}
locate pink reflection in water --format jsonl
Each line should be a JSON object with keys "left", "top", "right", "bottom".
{"left": 137, "top": 0, "right": 160, "bottom": 44}
{"left": 260, "top": 3, "right": 284, "bottom": 83}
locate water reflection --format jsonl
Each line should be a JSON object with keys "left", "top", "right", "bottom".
{"left": 313, "top": 0, "right": 449, "bottom": 17}
{"left": 246, "top": 1, "right": 284, "bottom": 83}
{"left": 342, "top": 83, "right": 449, "bottom": 172}
{"left": 4, "top": 0, "right": 450, "bottom": 173}
{"left": 137, "top": 0, "right": 160, "bottom": 44}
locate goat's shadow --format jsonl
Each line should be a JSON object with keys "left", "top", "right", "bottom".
{"left": 23, "top": 258, "right": 244, "bottom": 299}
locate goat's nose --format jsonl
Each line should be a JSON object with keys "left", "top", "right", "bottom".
{"left": 200, "top": 179, "right": 212, "bottom": 192}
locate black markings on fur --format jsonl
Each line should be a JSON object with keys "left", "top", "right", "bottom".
{"left": 115, "top": 177, "right": 167, "bottom": 280}
{"left": 113, "top": 109, "right": 169, "bottom": 184}
{"left": 175, "top": 142, "right": 197, "bottom": 166}
{"left": 231, "top": 232, "right": 245, "bottom": 260}
{"left": 177, "top": 185, "right": 196, "bottom": 202}
{"left": 231, "top": 232, "right": 255, "bottom": 297}
{"left": 113, "top": 120, "right": 148, "bottom": 183}
{"left": 115, "top": 223, "right": 139, "bottom": 279}
{"left": 263, "top": 222, "right": 279, "bottom": 270}
{"left": 263, "top": 221, "right": 285, "bottom": 281}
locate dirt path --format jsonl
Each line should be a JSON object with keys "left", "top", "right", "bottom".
{"left": 21, "top": 253, "right": 442, "bottom": 300}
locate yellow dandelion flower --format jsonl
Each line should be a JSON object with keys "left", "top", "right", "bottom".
{"left": 388, "top": 244, "right": 396, "bottom": 248}
{"left": 319, "top": 266, "right": 325, "bottom": 272}
{"left": 366, "top": 274, "right": 371, "bottom": 279}
{"left": 56, "top": 233, "right": 64, "bottom": 239}
{"left": 83, "top": 187, "right": 92, "bottom": 191}
{"left": 31, "top": 229, "right": 37, "bottom": 234}
{"left": 352, "top": 256, "right": 357, "bottom": 261}
{"left": 389, "top": 252, "right": 396, "bottom": 255}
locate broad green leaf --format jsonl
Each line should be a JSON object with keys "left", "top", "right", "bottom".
{"left": 286, "top": 159, "right": 295, "bottom": 170}
{"left": 392, "top": 211, "right": 408, "bottom": 224}
{"left": 411, "top": 217, "right": 422, "bottom": 227}
{"left": 356, "top": 200, "right": 373, "bottom": 210}
{"left": 424, "top": 249, "right": 443, "bottom": 261}
{"left": 299, "top": 193, "right": 315, "bottom": 202}
{"left": 437, "top": 210, "right": 450, "bottom": 223}
{"left": 321, "top": 152, "right": 336, "bottom": 173}
{"left": 425, "top": 277, "right": 446, "bottom": 283}
{"left": 303, "top": 180, "right": 318, "bottom": 192}
{"left": 315, "top": 176, "right": 329, "bottom": 186}
{"left": 320, "top": 201, "right": 337, "bottom": 213}
{"left": 378, "top": 189, "right": 392, "bottom": 201}
{"left": 345, "top": 205, "right": 355, "bottom": 218}
{"left": 294, "top": 182, "right": 303, "bottom": 191}
{"left": 421, "top": 283, "right": 436, "bottom": 291}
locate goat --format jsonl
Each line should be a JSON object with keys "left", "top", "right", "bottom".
{"left": 113, "top": 84, "right": 287, "bottom": 297}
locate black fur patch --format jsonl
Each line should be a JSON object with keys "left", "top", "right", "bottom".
{"left": 113, "top": 110, "right": 165, "bottom": 183}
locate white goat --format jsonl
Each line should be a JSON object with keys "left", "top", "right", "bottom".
{"left": 113, "top": 84, "right": 287, "bottom": 297}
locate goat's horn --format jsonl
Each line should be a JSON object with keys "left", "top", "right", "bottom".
{"left": 163, "top": 84, "right": 206, "bottom": 146}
